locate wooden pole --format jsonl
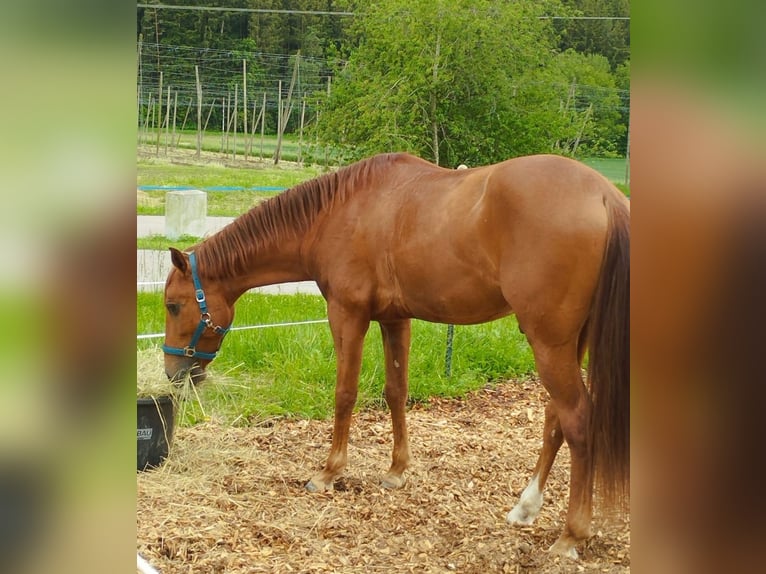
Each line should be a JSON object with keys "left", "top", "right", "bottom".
{"left": 203, "top": 98, "right": 215, "bottom": 133}
{"left": 555, "top": 82, "right": 577, "bottom": 151}
{"left": 274, "top": 81, "right": 282, "bottom": 164}
{"left": 171, "top": 90, "right": 178, "bottom": 150}
{"left": 444, "top": 324, "right": 455, "bottom": 377}
{"left": 274, "top": 52, "right": 301, "bottom": 165}
{"left": 155, "top": 72, "right": 162, "bottom": 156}
{"left": 164, "top": 86, "right": 171, "bottom": 155}
{"left": 242, "top": 59, "right": 248, "bottom": 161}
{"left": 221, "top": 92, "right": 227, "bottom": 153}
{"left": 143, "top": 93, "right": 153, "bottom": 146}
{"left": 260, "top": 92, "right": 266, "bottom": 160}
{"left": 153, "top": 8, "right": 160, "bottom": 72}
{"left": 571, "top": 103, "right": 593, "bottom": 157}
{"left": 137, "top": 34, "right": 143, "bottom": 146}
{"left": 298, "top": 97, "right": 306, "bottom": 166}
{"left": 226, "top": 91, "right": 234, "bottom": 155}
{"left": 150, "top": 94, "right": 156, "bottom": 143}
{"left": 248, "top": 97, "right": 257, "bottom": 159}
{"left": 233, "top": 84, "right": 238, "bottom": 161}
{"left": 177, "top": 97, "right": 192, "bottom": 147}
{"left": 430, "top": 34, "right": 441, "bottom": 166}
{"left": 282, "top": 54, "right": 300, "bottom": 128}
{"left": 195, "top": 65, "right": 202, "bottom": 159}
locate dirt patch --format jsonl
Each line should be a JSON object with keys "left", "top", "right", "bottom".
{"left": 137, "top": 380, "right": 629, "bottom": 573}
{"left": 137, "top": 144, "right": 310, "bottom": 171}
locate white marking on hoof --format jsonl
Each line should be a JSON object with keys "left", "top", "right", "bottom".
{"left": 507, "top": 474, "right": 543, "bottom": 525}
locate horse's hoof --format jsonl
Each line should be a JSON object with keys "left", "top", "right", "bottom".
{"left": 506, "top": 506, "right": 536, "bottom": 526}
{"left": 549, "top": 537, "right": 579, "bottom": 560}
{"left": 507, "top": 478, "right": 543, "bottom": 525}
{"left": 381, "top": 473, "right": 405, "bottom": 489}
{"left": 306, "top": 477, "right": 333, "bottom": 492}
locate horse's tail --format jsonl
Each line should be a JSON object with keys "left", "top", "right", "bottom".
{"left": 587, "top": 196, "right": 630, "bottom": 509}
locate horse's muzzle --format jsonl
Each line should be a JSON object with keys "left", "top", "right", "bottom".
{"left": 165, "top": 358, "right": 207, "bottom": 386}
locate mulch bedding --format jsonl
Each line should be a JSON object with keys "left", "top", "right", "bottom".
{"left": 137, "top": 379, "right": 629, "bottom": 573}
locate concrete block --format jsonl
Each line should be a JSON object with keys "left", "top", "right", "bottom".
{"left": 165, "top": 190, "right": 207, "bottom": 239}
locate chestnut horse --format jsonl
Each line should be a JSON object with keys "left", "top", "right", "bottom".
{"left": 162, "top": 152, "right": 629, "bottom": 559}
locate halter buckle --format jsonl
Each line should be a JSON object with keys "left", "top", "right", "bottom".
{"left": 183, "top": 346, "right": 196, "bottom": 357}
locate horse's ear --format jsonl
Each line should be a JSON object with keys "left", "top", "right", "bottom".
{"left": 169, "top": 247, "right": 188, "bottom": 274}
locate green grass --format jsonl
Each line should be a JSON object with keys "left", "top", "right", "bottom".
{"left": 614, "top": 182, "right": 630, "bottom": 197}
{"left": 137, "top": 292, "right": 536, "bottom": 427}
{"left": 138, "top": 189, "right": 273, "bottom": 217}
{"left": 582, "top": 157, "right": 629, "bottom": 184}
{"left": 137, "top": 156, "right": 322, "bottom": 189}
{"left": 137, "top": 158, "right": 324, "bottom": 216}
{"left": 581, "top": 158, "right": 630, "bottom": 197}
{"left": 138, "top": 129, "right": 308, "bottom": 162}
{"left": 138, "top": 235, "right": 199, "bottom": 251}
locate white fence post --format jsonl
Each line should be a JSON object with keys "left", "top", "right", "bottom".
{"left": 165, "top": 189, "right": 207, "bottom": 239}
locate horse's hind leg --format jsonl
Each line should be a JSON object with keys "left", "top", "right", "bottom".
{"left": 530, "top": 343, "right": 593, "bottom": 560}
{"left": 507, "top": 400, "right": 564, "bottom": 524}
{"left": 508, "top": 324, "right": 587, "bottom": 526}
{"left": 379, "top": 319, "right": 413, "bottom": 488}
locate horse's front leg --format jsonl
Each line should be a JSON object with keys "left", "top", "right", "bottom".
{"left": 306, "top": 303, "right": 369, "bottom": 492}
{"left": 379, "top": 319, "right": 412, "bottom": 488}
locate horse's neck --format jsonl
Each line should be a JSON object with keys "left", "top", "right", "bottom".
{"left": 208, "top": 218, "right": 309, "bottom": 302}
{"left": 213, "top": 180, "right": 337, "bottom": 301}
{"left": 223, "top": 235, "right": 311, "bottom": 300}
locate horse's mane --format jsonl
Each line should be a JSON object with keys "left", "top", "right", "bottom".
{"left": 194, "top": 153, "right": 405, "bottom": 279}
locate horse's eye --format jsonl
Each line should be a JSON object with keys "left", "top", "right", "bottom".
{"left": 166, "top": 303, "right": 180, "bottom": 316}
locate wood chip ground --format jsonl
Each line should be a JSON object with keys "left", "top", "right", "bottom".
{"left": 137, "top": 379, "right": 629, "bottom": 573}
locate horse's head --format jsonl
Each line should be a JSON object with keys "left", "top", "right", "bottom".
{"left": 162, "top": 247, "right": 234, "bottom": 385}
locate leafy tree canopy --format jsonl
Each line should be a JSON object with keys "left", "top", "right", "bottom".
{"left": 313, "top": 0, "right": 627, "bottom": 165}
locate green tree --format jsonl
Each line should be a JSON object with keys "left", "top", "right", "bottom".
{"left": 545, "top": 50, "right": 626, "bottom": 156}
{"left": 314, "top": 0, "right": 568, "bottom": 166}
{"left": 612, "top": 58, "right": 630, "bottom": 154}
{"left": 557, "top": 0, "right": 630, "bottom": 69}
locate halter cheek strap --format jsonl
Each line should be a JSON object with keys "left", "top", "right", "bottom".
{"left": 162, "top": 252, "right": 230, "bottom": 361}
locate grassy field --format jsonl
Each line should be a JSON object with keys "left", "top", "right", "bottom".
{"left": 137, "top": 153, "right": 324, "bottom": 216}
{"left": 138, "top": 234, "right": 199, "bottom": 251}
{"left": 137, "top": 292, "right": 535, "bottom": 426}
{"left": 138, "top": 128, "right": 341, "bottom": 165}
{"left": 582, "top": 157, "right": 628, "bottom": 184}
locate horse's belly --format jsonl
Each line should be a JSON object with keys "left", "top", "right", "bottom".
{"left": 399, "top": 280, "right": 511, "bottom": 325}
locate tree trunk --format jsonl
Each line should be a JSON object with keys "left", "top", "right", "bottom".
{"left": 431, "top": 34, "right": 441, "bottom": 166}
{"left": 195, "top": 66, "right": 202, "bottom": 158}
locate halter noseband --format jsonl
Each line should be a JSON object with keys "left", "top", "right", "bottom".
{"left": 162, "top": 252, "right": 230, "bottom": 361}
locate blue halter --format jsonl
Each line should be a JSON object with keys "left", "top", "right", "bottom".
{"left": 162, "top": 252, "right": 230, "bottom": 361}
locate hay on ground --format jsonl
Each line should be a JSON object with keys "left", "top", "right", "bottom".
{"left": 137, "top": 380, "right": 629, "bottom": 573}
